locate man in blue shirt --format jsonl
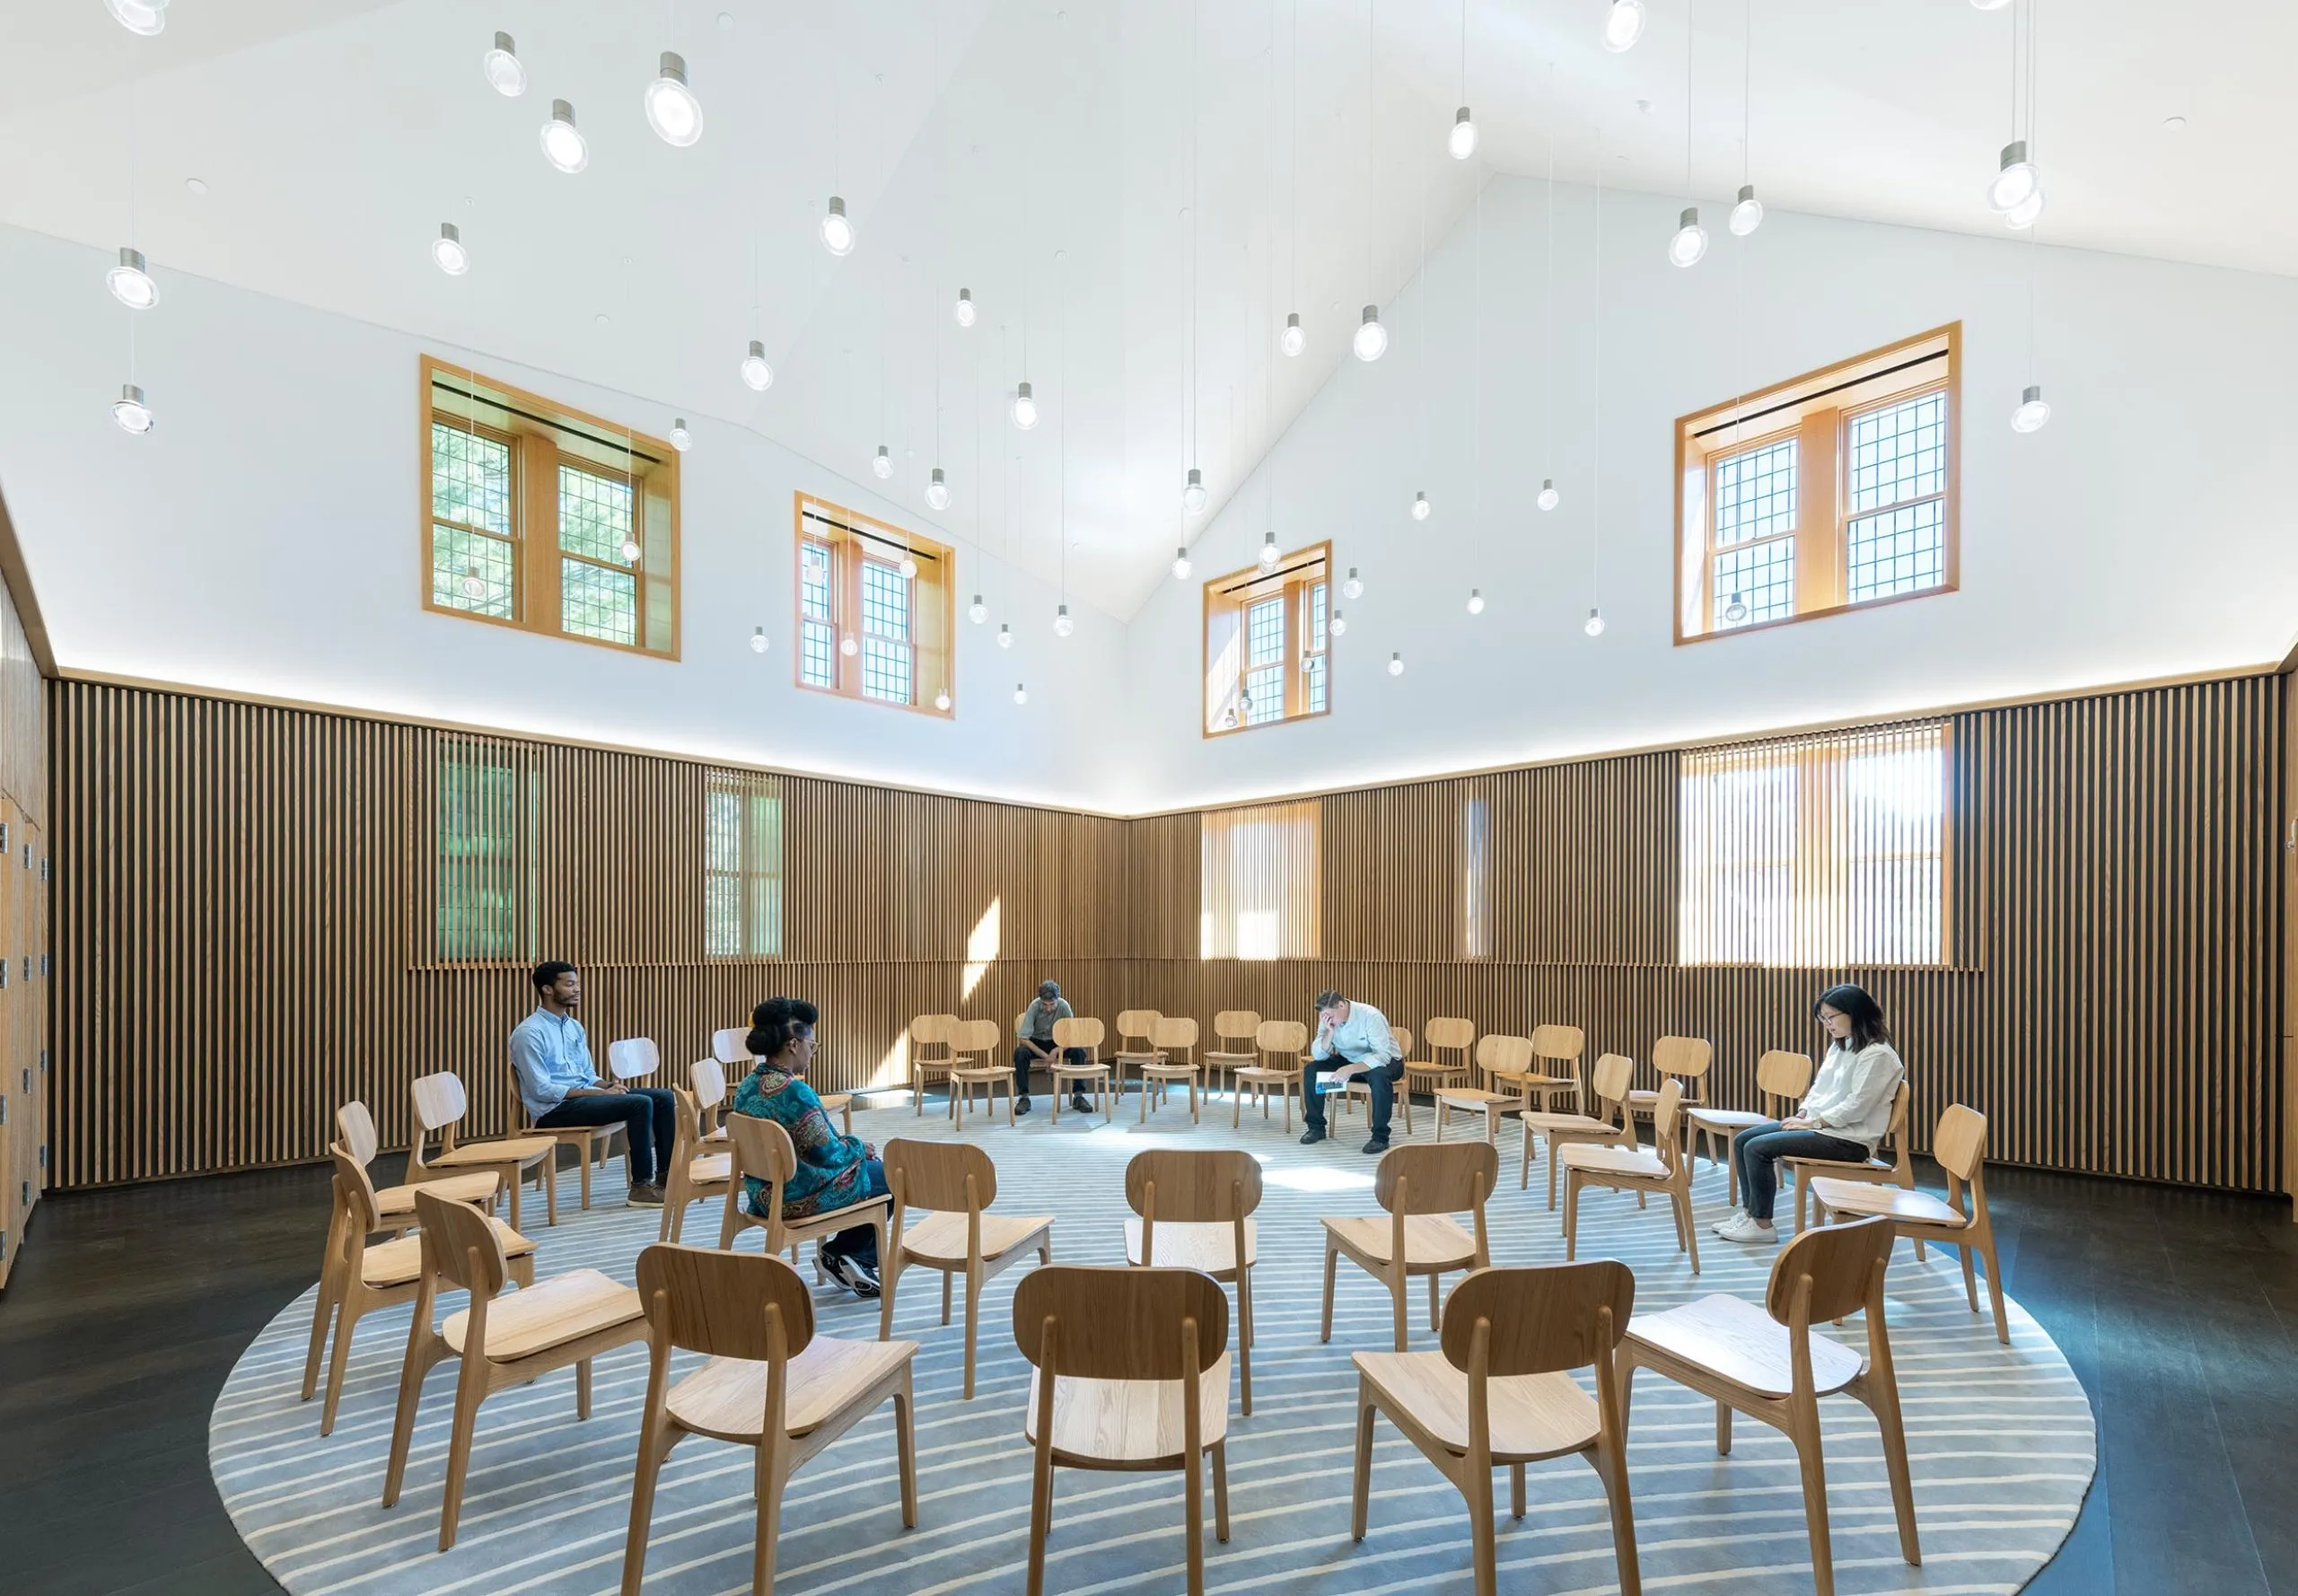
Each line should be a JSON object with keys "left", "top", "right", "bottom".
{"left": 1302, "top": 987, "right": 1404, "bottom": 1154}
{"left": 509, "top": 961, "right": 678, "bottom": 1206}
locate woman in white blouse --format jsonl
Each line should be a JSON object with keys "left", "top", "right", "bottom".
{"left": 1714, "top": 983, "right": 1906, "bottom": 1244}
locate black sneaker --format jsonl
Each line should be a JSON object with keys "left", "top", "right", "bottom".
{"left": 824, "top": 1252, "right": 881, "bottom": 1298}
{"left": 1361, "top": 1137, "right": 1390, "bottom": 1155}
{"left": 1299, "top": 1127, "right": 1327, "bottom": 1145}
{"left": 1015, "top": 1096, "right": 1032, "bottom": 1115}
{"left": 1070, "top": 1092, "right": 1092, "bottom": 1113}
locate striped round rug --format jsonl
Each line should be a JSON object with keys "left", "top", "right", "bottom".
{"left": 212, "top": 1098, "right": 2093, "bottom": 1595}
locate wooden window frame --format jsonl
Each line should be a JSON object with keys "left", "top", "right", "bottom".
{"left": 791, "top": 494, "right": 954, "bottom": 718}
{"left": 420, "top": 356, "right": 681, "bottom": 659}
{"left": 1673, "top": 324, "right": 1960, "bottom": 645}
{"left": 1201, "top": 541, "right": 1333, "bottom": 738}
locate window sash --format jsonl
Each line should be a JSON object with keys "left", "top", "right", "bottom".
{"left": 794, "top": 500, "right": 951, "bottom": 714}
{"left": 1202, "top": 544, "right": 1331, "bottom": 734}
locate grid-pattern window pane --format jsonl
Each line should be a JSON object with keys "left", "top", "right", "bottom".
{"left": 800, "top": 541, "right": 836, "bottom": 688}
{"left": 431, "top": 524, "right": 515, "bottom": 618}
{"left": 434, "top": 739, "right": 537, "bottom": 962}
{"left": 705, "top": 788, "right": 741, "bottom": 958}
{"left": 705, "top": 774, "right": 783, "bottom": 959}
{"left": 561, "top": 559, "right": 637, "bottom": 645}
{"left": 1713, "top": 438, "right": 1798, "bottom": 547}
{"left": 1713, "top": 536, "right": 1796, "bottom": 629}
{"left": 1244, "top": 595, "right": 1285, "bottom": 725}
{"left": 558, "top": 466, "right": 636, "bottom": 565}
{"left": 1848, "top": 502, "right": 1946, "bottom": 602}
{"left": 1302, "top": 582, "right": 1329, "bottom": 715}
{"left": 1847, "top": 392, "right": 1947, "bottom": 513}
{"left": 432, "top": 424, "right": 513, "bottom": 536}
{"left": 860, "top": 561, "right": 912, "bottom": 704}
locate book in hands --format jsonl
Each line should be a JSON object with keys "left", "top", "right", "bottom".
{"left": 1316, "top": 1061, "right": 1371, "bottom": 1094}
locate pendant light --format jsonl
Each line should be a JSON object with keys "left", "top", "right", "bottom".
{"left": 839, "top": 633, "right": 859, "bottom": 657}
{"left": 1387, "top": 652, "right": 1405, "bottom": 676}
{"left": 1449, "top": 107, "right": 1478, "bottom": 160}
{"left": 740, "top": 338, "right": 773, "bottom": 390}
{"left": 540, "top": 101, "right": 588, "bottom": 173}
{"left": 1281, "top": 313, "right": 1304, "bottom": 357}
{"left": 873, "top": 444, "right": 893, "bottom": 478}
{"left": 1329, "top": 609, "right": 1347, "bottom": 636}
{"left": 2007, "top": 3, "right": 2049, "bottom": 434}
{"left": 892, "top": 553, "right": 917, "bottom": 581}
{"left": 1011, "top": 381, "right": 1038, "bottom": 430}
{"left": 1182, "top": 469, "right": 1207, "bottom": 513}
{"left": 954, "top": 287, "right": 976, "bottom": 327}
{"left": 107, "top": 248, "right": 157, "bottom": 308}
{"left": 1013, "top": 683, "right": 1029, "bottom": 705}
{"left": 2004, "top": 189, "right": 2045, "bottom": 229}
{"left": 934, "top": 688, "right": 952, "bottom": 711}
{"left": 1729, "top": 4, "right": 1761, "bottom": 235}
{"left": 750, "top": 626, "right": 769, "bottom": 653}
{"left": 1538, "top": 478, "right": 1559, "bottom": 512}
{"left": 1583, "top": 607, "right": 1606, "bottom": 636}
{"left": 1171, "top": 547, "right": 1192, "bottom": 580}
{"left": 969, "top": 593, "right": 987, "bottom": 623}
{"left": 1054, "top": 603, "right": 1074, "bottom": 637}
{"left": 431, "top": 224, "right": 469, "bottom": 276}
{"left": 926, "top": 469, "right": 950, "bottom": 511}
{"left": 820, "top": 197, "right": 855, "bottom": 256}
{"left": 1352, "top": 10, "right": 1386, "bottom": 363}
{"left": 1179, "top": 7, "right": 1213, "bottom": 528}
{"left": 1281, "top": 0, "right": 1303, "bottom": 357}
{"left": 2012, "top": 383, "right": 2050, "bottom": 433}
{"left": 1986, "top": 141, "right": 2038, "bottom": 213}
{"left": 1259, "top": 531, "right": 1281, "bottom": 569}
{"left": 1353, "top": 305, "right": 1388, "bottom": 361}
{"left": 1670, "top": 210, "right": 1709, "bottom": 267}
{"left": 1412, "top": 491, "right": 1430, "bottom": 521}
{"left": 460, "top": 562, "right": 485, "bottom": 600}
{"left": 620, "top": 536, "right": 643, "bottom": 563}
{"left": 645, "top": 52, "right": 704, "bottom": 146}
{"left": 1730, "top": 185, "right": 1763, "bottom": 236}
{"left": 1724, "top": 592, "right": 1748, "bottom": 622}
{"left": 111, "top": 382, "right": 153, "bottom": 434}
{"left": 1466, "top": 588, "right": 1485, "bottom": 614}
{"left": 482, "top": 31, "right": 526, "bottom": 96}
{"left": 670, "top": 419, "right": 691, "bottom": 452}
{"left": 1342, "top": 566, "right": 1363, "bottom": 599}
{"left": 997, "top": 621, "right": 1013, "bottom": 648}
{"left": 1603, "top": 0, "right": 1645, "bottom": 52}
{"left": 105, "top": 0, "right": 167, "bottom": 37}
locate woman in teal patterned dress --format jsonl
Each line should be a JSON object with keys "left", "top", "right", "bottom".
{"left": 729, "top": 995, "right": 889, "bottom": 1297}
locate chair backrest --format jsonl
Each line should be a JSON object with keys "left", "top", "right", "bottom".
{"left": 1530, "top": 1023, "right": 1585, "bottom": 1067}
{"left": 1375, "top": 1140, "right": 1497, "bottom": 1216}
{"left": 337, "top": 1101, "right": 380, "bottom": 1165}
{"left": 1256, "top": 1018, "right": 1308, "bottom": 1057}
{"left": 410, "top": 1071, "right": 468, "bottom": 1134}
{"left": 1012, "top": 1265, "right": 1229, "bottom": 1381}
{"left": 1441, "top": 1260, "right": 1635, "bottom": 1376}
{"left": 909, "top": 1014, "right": 960, "bottom": 1060}
{"left": 884, "top": 1136, "right": 996, "bottom": 1212}
{"left": 1754, "top": 1048, "right": 1816, "bottom": 1101}
{"left": 1423, "top": 1015, "right": 1475, "bottom": 1055}
{"left": 1115, "top": 1009, "right": 1161, "bottom": 1048}
{"left": 953, "top": 1017, "right": 1001, "bottom": 1060}
{"left": 415, "top": 1186, "right": 511, "bottom": 1297}
{"left": 1124, "top": 1148, "right": 1263, "bottom": 1224}
{"left": 1476, "top": 1033, "right": 1533, "bottom": 1080}
{"left": 711, "top": 1026, "right": 752, "bottom": 1066}
{"left": 1651, "top": 1077, "right": 1685, "bottom": 1147}
{"left": 329, "top": 1143, "right": 384, "bottom": 1235}
{"left": 1885, "top": 1077, "right": 1913, "bottom": 1141}
{"left": 608, "top": 1036, "right": 662, "bottom": 1082}
{"left": 1652, "top": 1035, "right": 1714, "bottom": 1080}
{"left": 1052, "top": 1014, "right": 1105, "bottom": 1053}
{"left": 725, "top": 1109, "right": 799, "bottom": 1192}
{"left": 1932, "top": 1102, "right": 1988, "bottom": 1182}
{"left": 669, "top": 1085, "right": 705, "bottom": 1165}
{"left": 1389, "top": 1026, "right": 1413, "bottom": 1059}
{"left": 1766, "top": 1214, "right": 1895, "bottom": 1327}
{"left": 689, "top": 1057, "right": 730, "bottom": 1113}
{"left": 637, "top": 1242, "right": 816, "bottom": 1360}
{"left": 1152, "top": 1014, "right": 1198, "bottom": 1053}
{"left": 1589, "top": 1053, "right": 1636, "bottom": 1109}
{"left": 1213, "top": 1009, "right": 1261, "bottom": 1047}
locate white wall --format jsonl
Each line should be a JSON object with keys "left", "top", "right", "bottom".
{"left": 0, "top": 224, "right": 1128, "bottom": 811}
{"left": 1122, "top": 178, "right": 2298, "bottom": 812}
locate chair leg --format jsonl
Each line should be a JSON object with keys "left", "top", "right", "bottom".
{"left": 962, "top": 1263, "right": 984, "bottom": 1399}
{"left": 1717, "top": 1399, "right": 1733, "bottom": 1454}
{"left": 1793, "top": 1165, "right": 1811, "bottom": 1234}
{"left": 751, "top": 1438, "right": 785, "bottom": 1596}
{"left": 1466, "top": 1458, "right": 1499, "bottom": 1596}
{"left": 1351, "top": 1393, "right": 1377, "bottom": 1540}
{"left": 577, "top": 1137, "right": 593, "bottom": 1209}
{"left": 1680, "top": 1189, "right": 1701, "bottom": 1275}
{"left": 1791, "top": 1402, "right": 1836, "bottom": 1596}
{"left": 437, "top": 1370, "right": 485, "bottom": 1550}
{"left": 941, "top": 1268, "right": 954, "bottom": 1327}
{"left": 1183, "top": 1430, "right": 1206, "bottom": 1596}
{"left": 1564, "top": 1171, "right": 1581, "bottom": 1261}
{"left": 893, "top": 1372, "right": 920, "bottom": 1526}
{"left": 1320, "top": 1241, "right": 1339, "bottom": 1344}
{"left": 1511, "top": 1461, "right": 1526, "bottom": 1519}
{"left": 619, "top": 1413, "right": 672, "bottom": 1596}
{"left": 543, "top": 1156, "right": 557, "bottom": 1226}
{"left": 1548, "top": 1143, "right": 1561, "bottom": 1212}
{"left": 877, "top": 1248, "right": 902, "bottom": 1341}
{"left": 1979, "top": 1234, "right": 2010, "bottom": 1345}
{"left": 1959, "top": 1240, "right": 1980, "bottom": 1313}
{"left": 506, "top": 1163, "right": 522, "bottom": 1232}
{"left": 576, "top": 1357, "right": 592, "bottom": 1419}
{"left": 1238, "top": 1270, "right": 1255, "bottom": 1416}
{"left": 1212, "top": 1438, "right": 1231, "bottom": 1542}
{"left": 1593, "top": 1433, "right": 1643, "bottom": 1596}
{"left": 1428, "top": 1269, "right": 1442, "bottom": 1334}
{"left": 302, "top": 1240, "right": 339, "bottom": 1403}
{"left": 1389, "top": 1263, "right": 1408, "bottom": 1353}
{"left": 320, "top": 1295, "right": 359, "bottom": 1437}
{"left": 1025, "top": 1430, "right": 1057, "bottom": 1596}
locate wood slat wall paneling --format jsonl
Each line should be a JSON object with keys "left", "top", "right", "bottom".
{"left": 0, "top": 555, "right": 47, "bottom": 1284}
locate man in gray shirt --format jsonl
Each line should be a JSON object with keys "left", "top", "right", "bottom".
{"left": 1012, "top": 979, "right": 1092, "bottom": 1115}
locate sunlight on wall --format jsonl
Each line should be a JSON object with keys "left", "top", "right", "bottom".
{"left": 961, "top": 896, "right": 1002, "bottom": 1001}
{"left": 870, "top": 1031, "right": 912, "bottom": 1091}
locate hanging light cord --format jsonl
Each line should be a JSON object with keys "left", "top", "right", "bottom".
{"left": 2025, "top": 0, "right": 2040, "bottom": 387}
{"left": 1741, "top": 0, "right": 1752, "bottom": 189}
{"left": 1544, "top": 63, "right": 1555, "bottom": 474}
{"left": 1190, "top": 0, "right": 1200, "bottom": 472}
{"left": 1685, "top": 0, "right": 1695, "bottom": 203}
{"left": 1592, "top": 123, "right": 1604, "bottom": 610}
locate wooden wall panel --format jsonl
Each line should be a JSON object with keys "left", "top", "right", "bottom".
{"left": 0, "top": 561, "right": 46, "bottom": 1284}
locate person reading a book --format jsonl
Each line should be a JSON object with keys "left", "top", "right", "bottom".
{"left": 1300, "top": 988, "right": 1404, "bottom": 1154}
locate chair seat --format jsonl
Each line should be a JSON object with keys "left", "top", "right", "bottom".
{"left": 818, "top": 1092, "right": 853, "bottom": 1115}
{"left": 1405, "top": 1061, "right": 1468, "bottom": 1076}
{"left": 1354, "top": 1352, "right": 1601, "bottom": 1460}
{"left": 899, "top": 1209, "right": 1054, "bottom": 1266}
{"left": 1140, "top": 1062, "right": 1199, "bottom": 1079}
{"left": 442, "top": 1267, "right": 644, "bottom": 1361}
{"left": 1113, "top": 1049, "right": 1165, "bottom": 1065}
{"left": 374, "top": 1171, "right": 502, "bottom": 1219}
{"left": 1626, "top": 1087, "right": 1702, "bottom": 1109}
{"left": 1123, "top": 1218, "right": 1258, "bottom": 1274}
{"left": 1558, "top": 1144, "right": 1668, "bottom": 1180}
{"left": 364, "top": 1218, "right": 534, "bottom": 1289}
{"left": 1494, "top": 1071, "right": 1575, "bottom": 1091}
{"left": 1024, "top": 1354, "right": 1232, "bottom": 1462}
{"left": 1322, "top": 1215, "right": 1479, "bottom": 1268}
{"left": 431, "top": 1136, "right": 557, "bottom": 1170}
{"left": 950, "top": 1066, "right": 1008, "bottom": 1083}
{"left": 1785, "top": 1152, "right": 1892, "bottom": 1175}
{"left": 686, "top": 1152, "right": 732, "bottom": 1185}
{"left": 1808, "top": 1179, "right": 1969, "bottom": 1229}
{"left": 1434, "top": 1088, "right": 1517, "bottom": 1114}
{"left": 532, "top": 1120, "right": 614, "bottom": 1141}
{"left": 1052, "top": 1059, "right": 1110, "bottom": 1076}
{"left": 759, "top": 1190, "right": 892, "bottom": 1240}
{"left": 1521, "top": 1111, "right": 1618, "bottom": 1136}
{"left": 1232, "top": 1065, "right": 1299, "bottom": 1083}
{"left": 1627, "top": 1292, "right": 1865, "bottom": 1398}
{"left": 668, "top": 1336, "right": 918, "bottom": 1442}
{"left": 1684, "top": 1109, "right": 1772, "bottom": 1134}
{"left": 1203, "top": 1049, "right": 1257, "bottom": 1064}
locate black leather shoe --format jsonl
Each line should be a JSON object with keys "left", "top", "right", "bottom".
{"left": 1299, "top": 1127, "right": 1327, "bottom": 1145}
{"left": 1015, "top": 1096, "right": 1032, "bottom": 1115}
{"left": 1070, "top": 1092, "right": 1092, "bottom": 1113}
{"left": 1361, "top": 1137, "right": 1390, "bottom": 1155}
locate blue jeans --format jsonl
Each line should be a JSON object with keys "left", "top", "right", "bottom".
{"left": 537, "top": 1087, "right": 678, "bottom": 1185}
{"left": 1302, "top": 1057, "right": 1405, "bottom": 1140}
{"left": 1732, "top": 1120, "right": 1868, "bottom": 1222}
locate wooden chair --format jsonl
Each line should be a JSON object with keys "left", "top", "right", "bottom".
{"left": 1812, "top": 1103, "right": 2009, "bottom": 1344}
{"left": 406, "top": 1071, "right": 557, "bottom": 1231}
{"left": 1784, "top": 1077, "right": 1917, "bottom": 1239}
{"left": 948, "top": 1017, "right": 1015, "bottom": 1127}
{"left": 1110, "top": 1008, "right": 1164, "bottom": 1102}
{"left": 908, "top": 1013, "right": 960, "bottom": 1116}
{"left": 1124, "top": 1149, "right": 1263, "bottom": 1413}
{"left": 1621, "top": 1215, "right": 1919, "bottom": 1596}
{"left": 1334, "top": 1027, "right": 1412, "bottom": 1128}
{"left": 689, "top": 1057, "right": 732, "bottom": 1143}
{"left": 1515, "top": 1023, "right": 1588, "bottom": 1115}
{"left": 1049, "top": 1015, "right": 1112, "bottom": 1123}
{"left": 608, "top": 1036, "right": 662, "bottom": 1083}
{"left": 1434, "top": 1033, "right": 1535, "bottom": 1144}
{"left": 303, "top": 1146, "right": 530, "bottom": 1436}
{"left": 1686, "top": 1048, "right": 1816, "bottom": 1206}
{"left": 1626, "top": 1034, "right": 1712, "bottom": 1129}
{"left": 719, "top": 1112, "right": 893, "bottom": 1285}
{"left": 1519, "top": 1053, "right": 1642, "bottom": 1208}
{"left": 1563, "top": 1078, "right": 1700, "bottom": 1274}
{"left": 1352, "top": 1262, "right": 1642, "bottom": 1596}
{"left": 1403, "top": 1016, "right": 1477, "bottom": 1118}
{"left": 381, "top": 1188, "right": 645, "bottom": 1549}
{"left": 711, "top": 1026, "right": 753, "bottom": 1066}
{"left": 1013, "top": 1266, "right": 1233, "bottom": 1596}
{"left": 879, "top": 1138, "right": 1055, "bottom": 1398}
{"left": 331, "top": 1101, "right": 499, "bottom": 1237}
{"left": 1139, "top": 1015, "right": 1205, "bottom": 1123}
{"left": 620, "top": 1244, "right": 919, "bottom": 1596}
{"left": 1232, "top": 1019, "right": 1307, "bottom": 1132}
{"left": 657, "top": 1088, "right": 732, "bottom": 1243}
{"left": 1202, "top": 1009, "right": 1261, "bottom": 1101}
{"left": 1321, "top": 1142, "right": 1496, "bottom": 1353}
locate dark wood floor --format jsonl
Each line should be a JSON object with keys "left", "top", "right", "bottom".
{"left": 1, "top": 1157, "right": 2292, "bottom": 1595}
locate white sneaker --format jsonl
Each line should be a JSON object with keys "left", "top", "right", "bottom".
{"left": 1710, "top": 1207, "right": 1747, "bottom": 1236}
{"left": 1715, "top": 1213, "right": 1779, "bottom": 1244}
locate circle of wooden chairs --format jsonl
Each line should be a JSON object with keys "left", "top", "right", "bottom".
{"left": 654, "top": 1087, "right": 732, "bottom": 1243}
{"left": 621, "top": 1244, "right": 919, "bottom": 1596}
{"left": 879, "top": 1137, "right": 1056, "bottom": 1398}
{"left": 717, "top": 1113, "right": 893, "bottom": 1284}
{"left": 1519, "top": 1052, "right": 1642, "bottom": 1208}
{"left": 408, "top": 1070, "right": 557, "bottom": 1231}
{"left": 1434, "top": 1033, "right": 1536, "bottom": 1144}
{"left": 1123, "top": 1148, "right": 1264, "bottom": 1412}
{"left": 1202, "top": 1009, "right": 1262, "bottom": 1101}
{"left": 1049, "top": 1014, "right": 1112, "bottom": 1122}
{"left": 946, "top": 1018, "right": 1014, "bottom": 1127}
{"left": 1351, "top": 1260, "right": 1642, "bottom": 1596}
{"left": 1232, "top": 1018, "right": 1307, "bottom": 1131}
{"left": 1321, "top": 1141, "right": 1497, "bottom": 1353}
{"left": 1562, "top": 1077, "right": 1700, "bottom": 1275}
{"left": 1621, "top": 1215, "right": 1919, "bottom": 1596}
{"left": 1013, "top": 1265, "right": 1234, "bottom": 1596}
{"left": 1139, "top": 1015, "right": 1205, "bottom": 1123}
{"left": 1812, "top": 1102, "right": 2008, "bottom": 1343}
{"left": 1685, "top": 1048, "right": 1815, "bottom": 1206}
{"left": 907, "top": 1013, "right": 960, "bottom": 1116}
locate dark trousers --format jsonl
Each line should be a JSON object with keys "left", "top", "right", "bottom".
{"left": 1302, "top": 1057, "right": 1405, "bottom": 1140}
{"left": 819, "top": 1157, "right": 891, "bottom": 1269}
{"left": 537, "top": 1087, "right": 678, "bottom": 1186}
{"left": 1732, "top": 1120, "right": 1868, "bottom": 1222}
{"left": 1013, "top": 1043, "right": 1087, "bottom": 1097}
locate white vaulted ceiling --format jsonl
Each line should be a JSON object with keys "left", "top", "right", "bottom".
{"left": 2, "top": 0, "right": 2290, "bottom": 618}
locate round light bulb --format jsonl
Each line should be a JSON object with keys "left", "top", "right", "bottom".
{"left": 1603, "top": 0, "right": 1646, "bottom": 52}
{"left": 1412, "top": 491, "right": 1431, "bottom": 522}
{"left": 1669, "top": 207, "right": 1709, "bottom": 268}
{"left": 1329, "top": 609, "right": 1347, "bottom": 636}
{"left": 2012, "top": 383, "right": 2052, "bottom": 434}
{"left": 741, "top": 338, "right": 773, "bottom": 391}
{"left": 540, "top": 100, "right": 589, "bottom": 174}
{"left": 1449, "top": 107, "right": 1478, "bottom": 161}
{"left": 1353, "top": 304, "right": 1388, "bottom": 362}
{"left": 107, "top": 247, "right": 157, "bottom": 309}
{"left": 1987, "top": 141, "right": 2039, "bottom": 214}
{"left": 839, "top": 633, "right": 859, "bottom": 657}
{"left": 645, "top": 52, "right": 704, "bottom": 146}
{"left": 1259, "top": 534, "right": 1281, "bottom": 570}
{"left": 670, "top": 419, "right": 691, "bottom": 452}
{"left": 997, "top": 622, "right": 1013, "bottom": 648}
{"left": 1387, "top": 652, "right": 1405, "bottom": 677}
{"left": 1343, "top": 566, "right": 1364, "bottom": 600}
{"left": 969, "top": 593, "right": 988, "bottom": 624}
{"left": 1730, "top": 184, "right": 1764, "bottom": 237}
{"left": 432, "top": 223, "right": 469, "bottom": 276}
{"left": 460, "top": 565, "right": 485, "bottom": 600}
{"left": 1724, "top": 592, "right": 1748, "bottom": 623}
{"left": 482, "top": 31, "right": 526, "bottom": 96}
{"left": 1011, "top": 381, "right": 1039, "bottom": 430}
{"left": 2004, "top": 187, "right": 2046, "bottom": 230}
{"left": 820, "top": 196, "right": 855, "bottom": 257}
{"left": 1171, "top": 547, "right": 1192, "bottom": 580}
{"left": 925, "top": 469, "right": 950, "bottom": 511}
{"left": 872, "top": 444, "right": 894, "bottom": 478}
{"left": 954, "top": 287, "right": 976, "bottom": 327}
{"left": 104, "top": 0, "right": 167, "bottom": 38}
{"left": 1181, "top": 468, "right": 1207, "bottom": 513}
{"left": 1013, "top": 683, "right": 1029, "bottom": 705}
{"left": 1537, "top": 478, "right": 1559, "bottom": 513}
{"left": 111, "top": 382, "right": 153, "bottom": 434}
{"left": 1280, "top": 312, "right": 1304, "bottom": 357}
{"left": 1583, "top": 607, "right": 1606, "bottom": 637}
{"left": 1053, "top": 603, "right": 1074, "bottom": 637}
{"left": 933, "top": 688, "right": 952, "bottom": 712}
{"left": 1466, "top": 588, "right": 1485, "bottom": 615}
{"left": 750, "top": 626, "right": 769, "bottom": 653}
{"left": 620, "top": 538, "right": 642, "bottom": 563}
{"left": 897, "top": 555, "right": 919, "bottom": 582}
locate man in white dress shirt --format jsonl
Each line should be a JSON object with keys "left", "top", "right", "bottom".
{"left": 1300, "top": 988, "right": 1404, "bottom": 1154}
